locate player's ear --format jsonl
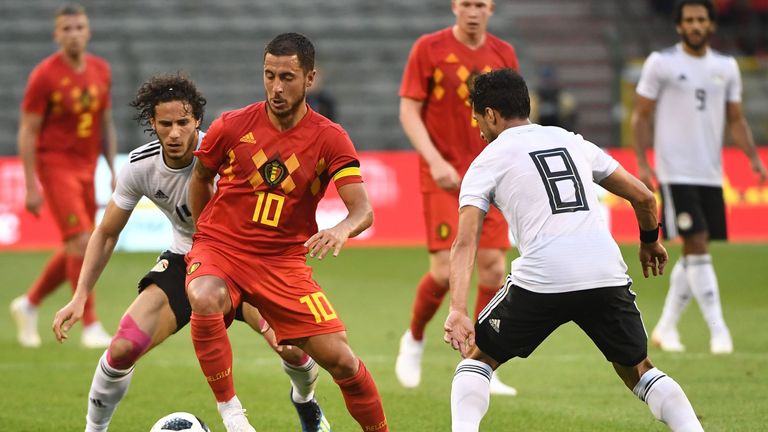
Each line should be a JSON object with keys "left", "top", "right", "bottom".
{"left": 484, "top": 107, "right": 496, "bottom": 124}
{"left": 306, "top": 69, "right": 316, "bottom": 88}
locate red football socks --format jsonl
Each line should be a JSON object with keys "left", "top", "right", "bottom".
{"left": 334, "top": 359, "right": 388, "bottom": 431}
{"left": 474, "top": 284, "right": 499, "bottom": 320}
{"left": 190, "top": 312, "right": 235, "bottom": 402}
{"left": 409, "top": 273, "right": 449, "bottom": 341}
{"left": 27, "top": 250, "right": 67, "bottom": 305}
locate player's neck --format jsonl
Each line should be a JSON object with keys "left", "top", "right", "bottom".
{"left": 59, "top": 49, "right": 87, "bottom": 72}
{"left": 267, "top": 102, "right": 308, "bottom": 132}
{"left": 452, "top": 25, "right": 486, "bottom": 49}
{"left": 503, "top": 118, "right": 531, "bottom": 131}
{"left": 681, "top": 41, "right": 708, "bottom": 57}
{"left": 488, "top": 118, "right": 531, "bottom": 141}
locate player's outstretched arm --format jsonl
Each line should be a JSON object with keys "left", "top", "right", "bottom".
{"left": 52, "top": 201, "right": 132, "bottom": 342}
{"left": 598, "top": 166, "right": 668, "bottom": 277}
{"left": 727, "top": 101, "right": 768, "bottom": 184}
{"left": 17, "top": 111, "right": 44, "bottom": 216}
{"left": 630, "top": 94, "right": 658, "bottom": 192}
{"left": 399, "top": 97, "right": 460, "bottom": 191}
{"left": 188, "top": 159, "right": 216, "bottom": 225}
{"left": 444, "top": 205, "right": 484, "bottom": 358}
{"left": 305, "top": 182, "right": 372, "bottom": 260}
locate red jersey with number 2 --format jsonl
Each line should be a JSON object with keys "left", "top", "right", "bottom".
{"left": 194, "top": 102, "right": 363, "bottom": 257}
{"left": 399, "top": 28, "right": 518, "bottom": 192}
{"left": 21, "top": 52, "right": 111, "bottom": 171}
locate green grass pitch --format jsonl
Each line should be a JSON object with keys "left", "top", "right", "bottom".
{"left": 1, "top": 244, "right": 767, "bottom": 431}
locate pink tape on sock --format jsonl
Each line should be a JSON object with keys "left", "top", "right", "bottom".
{"left": 107, "top": 314, "right": 152, "bottom": 370}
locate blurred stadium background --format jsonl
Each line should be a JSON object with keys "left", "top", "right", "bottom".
{"left": 2, "top": 0, "right": 768, "bottom": 249}
{"left": 1, "top": 0, "right": 767, "bottom": 430}
{"left": 1, "top": 0, "right": 767, "bottom": 154}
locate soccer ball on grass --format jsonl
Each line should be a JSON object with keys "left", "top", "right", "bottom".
{"left": 150, "top": 412, "right": 210, "bottom": 432}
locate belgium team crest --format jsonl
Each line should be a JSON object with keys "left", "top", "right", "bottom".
{"left": 187, "top": 262, "right": 201, "bottom": 275}
{"left": 261, "top": 159, "right": 287, "bottom": 187}
{"left": 437, "top": 222, "right": 451, "bottom": 240}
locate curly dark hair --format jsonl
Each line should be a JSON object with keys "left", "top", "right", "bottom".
{"left": 129, "top": 72, "right": 206, "bottom": 136}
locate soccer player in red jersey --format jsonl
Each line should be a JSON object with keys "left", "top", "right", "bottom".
{"left": 185, "top": 33, "right": 388, "bottom": 432}
{"left": 10, "top": 3, "right": 116, "bottom": 349}
{"left": 395, "top": 0, "right": 519, "bottom": 394}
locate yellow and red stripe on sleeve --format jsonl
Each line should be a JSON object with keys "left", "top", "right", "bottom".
{"left": 331, "top": 161, "right": 363, "bottom": 188}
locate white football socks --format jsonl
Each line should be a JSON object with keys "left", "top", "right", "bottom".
{"left": 283, "top": 357, "right": 319, "bottom": 403}
{"left": 685, "top": 254, "right": 729, "bottom": 335}
{"left": 85, "top": 351, "right": 134, "bottom": 432}
{"left": 633, "top": 368, "right": 703, "bottom": 431}
{"left": 657, "top": 259, "right": 692, "bottom": 330}
{"left": 451, "top": 359, "right": 492, "bottom": 432}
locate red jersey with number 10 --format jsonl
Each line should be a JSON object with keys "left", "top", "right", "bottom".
{"left": 21, "top": 52, "right": 111, "bottom": 171}
{"left": 399, "top": 28, "right": 518, "bottom": 192}
{"left": 194, "top": 102, "right": 363, "bottom": 257}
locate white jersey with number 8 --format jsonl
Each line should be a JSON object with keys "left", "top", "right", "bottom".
{"left": 460, "top": 124, "right": 629, "bottom": 294}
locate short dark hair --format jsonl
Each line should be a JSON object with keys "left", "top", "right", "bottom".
{"left": 673, "top": 0, "right": 716, "bottom": 24}
{"left": 129, "top": 72, "right": 206, "bottom": 135}
{"left": 469, "top": 68, "right": 530, "bottom": 120}
{"left": 264, "top": 32, "right": 315, "bottom": 73}
{"left": 55, "top": 3, "right": 86, "bottom": 18}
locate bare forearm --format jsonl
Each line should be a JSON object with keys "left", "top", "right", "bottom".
{"left": 189, "top": 176, "right": 213, "bottom": 224}
{"left": 400, "top": 100, "right": 443, "bottom": 165}
{"left": 74, "top": 229, "right": 118, "bottom": 301}
{"left": 631, "top": 113, "right": 653, "bottom": 166}
{"left": 729, "top": 118, "right": 759, "bottom": 160}
{"left": 336, "top": 204, "right": 373, "bottom": 239}
{"left": 333, "top": 183, "right": 373, "bottom": 238}
{"left": 18, "top": 128, "right": 38, "bottom": 189}
{"left": 599, "top": 166, "right": 658, "bottom": 230}
{"left": 449, "top": 238, "right": 476, "bottom": 312}
{"left": 632, "top": 196, "right": 659, "bottom": 231}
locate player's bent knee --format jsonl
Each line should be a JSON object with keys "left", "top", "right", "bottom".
{"left": 63, "top": 232, "right": 90, "bottom": 256}
{"left": 312, "top": 347, "right": 359, "bottom": 379}
{"left": 107, "top": 338, "right": 136, "bottom": 366}
{"left": 467, "top": 347, "right": 500, "bottom": 370}
{"left": 477, "top": 253, "right": 506, "bottom": 285}
{"left": 107, "top": 315, "right": 152, "bottom": 370}
{"left": 278, "top": 346, "right": 306, "bottom": 364}
{"left": 429, "top": 263, "right": 450, "bottom": 286}
{"left": 69, "top": 232, "right": 91, "bottom": 255}
{"left": 186, "top": 277, "right": 230, "bottom": 313}
{"left": 324, "top": 356, "right": 359, "bottom": 380}
{"left": 613, "top": 357, "right": 653, "bottom": 390}
{"left": 478, "top": 266, "right": 505, "bottom": 287}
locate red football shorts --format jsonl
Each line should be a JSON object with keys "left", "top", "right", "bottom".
{"left": 422, "top": 189, "right": 510, "bottom": 252}
{"left": 37, "top": 165, "right": 96, "bottom": 240}
{"left": 185, "top": 240, "right": 346, "bottom": 344}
